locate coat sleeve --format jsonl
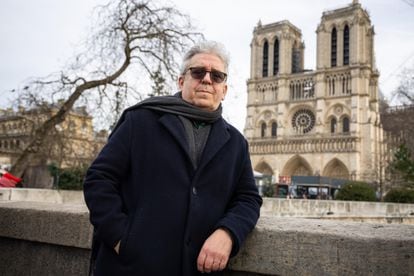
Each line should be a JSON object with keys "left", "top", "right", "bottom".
{"left": 83, "top": 112, "right": 132, "bottom": 249}
{"left": 215, "top": 139, "right": 262, "bottom": 257}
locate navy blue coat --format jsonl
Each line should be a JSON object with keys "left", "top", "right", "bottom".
{"left": 83, "top": 108, "right": 262, "bottom": 276}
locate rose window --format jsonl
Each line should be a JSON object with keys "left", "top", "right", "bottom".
{"left": 291, "top": 109, "right": 315, "bottom": 133}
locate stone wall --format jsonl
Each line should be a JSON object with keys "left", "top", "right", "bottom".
{"left": 2, "top": 188, "right": 414, "bottom": 221}
{"left": 0, "top": 198, "right": 413, "bottom": 275}
{"left": 261, "top": 198, "right": 414, "bottom": 224}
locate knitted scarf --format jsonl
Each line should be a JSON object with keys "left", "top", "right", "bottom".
{"left": 109, "top": 92, "right": 222, "bottom": 137}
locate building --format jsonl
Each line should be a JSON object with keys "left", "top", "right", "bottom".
{"left": 244, "top": 0, "right": 384, "bottom": 185}
{"left": 0, "top": 102, "right": 107, "bottom": 188}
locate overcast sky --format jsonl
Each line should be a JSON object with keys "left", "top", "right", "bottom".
{"left": 1, "top": 0, "right": 413, "bottom": 131}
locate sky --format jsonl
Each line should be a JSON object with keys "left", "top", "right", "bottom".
{"left": 1, "top": 0, "right": 414, "bottom": 132}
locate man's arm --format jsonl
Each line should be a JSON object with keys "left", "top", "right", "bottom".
{"left": 83, "top": 113, "right": 133, "bottom": 251}
{"left": 197, "top": 140, "right": 262, "bottom": 272}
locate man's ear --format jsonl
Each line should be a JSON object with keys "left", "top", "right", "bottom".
{"left": 178, "top": 76, "right": 184, "bottom": 90}
{"left": 222, "top": 84, "right": 228, "bottom": 100}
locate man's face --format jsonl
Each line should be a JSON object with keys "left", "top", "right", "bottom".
{"left": 178, "top": 53, "right": 228, "bottom": 111}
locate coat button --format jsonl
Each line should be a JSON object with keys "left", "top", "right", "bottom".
{"left": 192, "top": 187, "right": 197, "bottom": 195}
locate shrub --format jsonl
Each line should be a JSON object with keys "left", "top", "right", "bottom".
{"left": 383, "top": 188, "right": 414, "bottom": 203}
{"left": 335, "top": 181, "right": 376, "bottom": 202}
{"left": 49, "top": 164, "right": 88, "bottom": 190}
{"left": 261, "top": 183, "right": 275, "bottom": 197}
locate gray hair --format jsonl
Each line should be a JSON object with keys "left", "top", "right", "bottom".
{"left": 179, "top": 41, "right": 230, "bottom": 75}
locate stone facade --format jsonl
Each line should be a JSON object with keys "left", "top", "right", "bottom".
{"left": 245, "top": 1, "right": 384, "bottom": 184}
{"left": 0, "top": 104, "right": 107, "bottom": 187}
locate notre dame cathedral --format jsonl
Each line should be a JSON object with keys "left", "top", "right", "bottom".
{"left": 244, "top": 0, "right": 384, "bottom": 184}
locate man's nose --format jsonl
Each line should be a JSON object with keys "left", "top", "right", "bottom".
{"left": 201, "top": 71, "right": 213, "bottom": 84}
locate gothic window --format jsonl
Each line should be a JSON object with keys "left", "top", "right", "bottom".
{"left": 330, "top": 118, "right": 337, "bottom": 133}
{"left": 342, "top": 75, "right": 346, "bottom": 94}
{"left": 261, "top": 122, "right": 267, "bottom": 137}
{"left": 262, "top": 41, "right": 269, "bottom": 77}
{"left": 292, "top": 46, "right": 300, "bottom": 73}
{"left": 328, "top": 77, "right": 336, "bottom": 95}
{"left": 292, "top": 109, "right": 315, "bottom": 134}
{"left": 290, "top": 83, "right": 294, "bottom": 99}
{"left": 271, "top": 122, "right": 277, "bottom": 137}
{"left": 346, "top": 74, "right": 351, "bottom": 94}
{"left": 273, "top": 38, "right": 279, "bottom": 75}
{"left": 343, "top": 25, "right": 350, "bottom": 66}
{"left": 331, "top": 27, "right": 337, "bottom": 67}
{"left": 343, "top": 117, "right": 350, "bottom": 133}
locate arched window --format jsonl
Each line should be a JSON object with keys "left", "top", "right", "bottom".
{"left": 273, "top": 38, "right": 279, "bottom": 75}
{"left": 330, "top": 118, "right": 337, "bottom": 133}
{"left": 343, "top": 117, "right": 350, "bottom": 133}
{"left": 343, "top": 25, "right": 350, "bottom": 66}
{"left": 331, "top": 27, "right": 337, "bottom": 67}
{"left": 271, "top": 122, "right": 277, "bottom": 137}
{"left": 261, "top": 122, "right": 267, "bottom": 138}
{"left": 262, "top": 41, "right": 269, "bottom": 77}
{"left": 292, "top": 44, "right": 300, "bottom": 73}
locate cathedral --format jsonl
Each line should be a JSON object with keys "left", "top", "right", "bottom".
{"left": 244, "top": 0, "right": 384, "bottom": 184}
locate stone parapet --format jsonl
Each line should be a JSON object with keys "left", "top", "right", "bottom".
{"left": 0, "top": 188, "right": 85, "bottom": 204}
{"left": 1, "top": 200, "right": 413, "bottom": 275}
{"left": 2, "top": 189, "right": 414, "bottom": 220}
{"left": 231, "top": 216, "right": 414, "bottom": 275}
{"left": 262, "top": 198, "right": 414, "bottom": 220}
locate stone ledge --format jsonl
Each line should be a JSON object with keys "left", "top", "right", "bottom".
{"left": 230, "top": 216, "right": 414, "bottom": 275}
{"left": 0, "top": 188, "right": 85, "bottom": 204}
{"left": 0, "top": 201, "right": 91, "bottom": 249}
{"left": 261, "top": 198, "right": 414, "bottom": 220}
{"left": 1, "top": 201, "right": 413, "bottom": 275}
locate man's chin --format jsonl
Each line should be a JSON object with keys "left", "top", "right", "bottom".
{"left": 193, "top": 100, "right": 214, "bottom": 111}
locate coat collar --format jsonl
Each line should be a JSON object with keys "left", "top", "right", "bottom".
{"left": 159, "top": 113, "right": 230, "bottom": 170}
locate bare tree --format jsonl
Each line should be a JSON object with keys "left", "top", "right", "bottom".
{"left": 9, "top": 0, "right": 201, "bottom": 177}
{"left": 402, "top": 0, "right": 414, "bottom": 7}
{"left": 394, "top": 65, "right": 414, "bottom": 104}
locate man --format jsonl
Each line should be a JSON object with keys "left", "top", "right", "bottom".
{"left": 83, "top": 41, "right": 262, "bottom": 275}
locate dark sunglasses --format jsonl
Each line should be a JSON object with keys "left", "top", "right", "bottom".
{"left": 186, "top": 67, "right": 227, "bottom": 83}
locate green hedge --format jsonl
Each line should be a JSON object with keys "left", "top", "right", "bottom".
{"left": 335, "top": 181, "right": 376, "bottom": 202}
{"left": 383, "top": 188, "right": 414, "bottom": 203}
{"left": 49, "top": 164, "right": 88, "bottom": 190}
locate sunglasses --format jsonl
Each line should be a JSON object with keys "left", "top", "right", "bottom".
{"left": 186, "top": 67, "right": 227, "bottom": 83}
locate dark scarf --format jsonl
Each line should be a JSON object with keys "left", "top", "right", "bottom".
{"left": 109, "top": 92, "right": 222, "bottom": 137}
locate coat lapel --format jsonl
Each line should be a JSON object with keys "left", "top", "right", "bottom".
{"left": 159, "top": 114, "right": 231, "bottom": 172}
{"left": 158, "top": 114, "right": 191, "bottom": 160}
{"left": 198, "top": 119, "right": 230, "bottom": 171}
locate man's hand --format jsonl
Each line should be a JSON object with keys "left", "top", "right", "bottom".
{"left": 197, "top": 228, "right": 233, "bottom": 273}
